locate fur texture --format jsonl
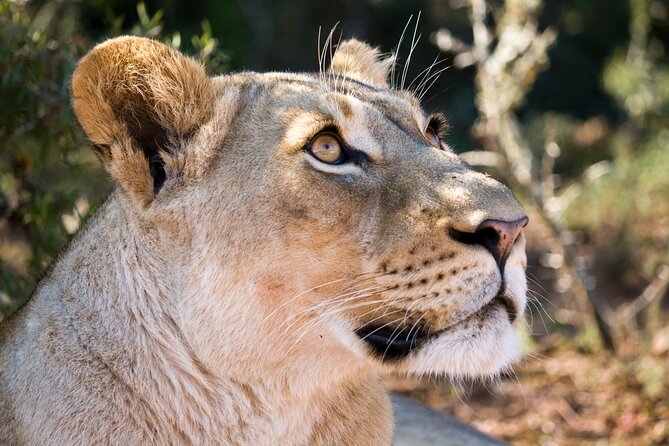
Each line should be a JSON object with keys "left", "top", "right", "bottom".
{"left": 0, "top": 36, "right": 528, "bottom": 445}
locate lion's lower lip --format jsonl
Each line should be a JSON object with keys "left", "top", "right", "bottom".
{"left": 356, "top": 290, "right": 516, "bottom": 361}
{"left": 355, "top": 324, "right": 434, "bottom": 361}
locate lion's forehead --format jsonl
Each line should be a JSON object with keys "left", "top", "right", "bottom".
{"left": 222, "top": 72, "right": 424, "bottom": 128}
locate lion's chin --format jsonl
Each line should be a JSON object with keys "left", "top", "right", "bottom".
{"left": 402, "top": 305, "right": 521, "bottom": 379}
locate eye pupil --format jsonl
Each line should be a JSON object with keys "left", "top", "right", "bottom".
{"left": 309, "top": 132, "right": 344, "bottom": 164}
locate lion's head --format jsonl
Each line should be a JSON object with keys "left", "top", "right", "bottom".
{"left": 72, "top": 36, "right": 527, "bottom": 383}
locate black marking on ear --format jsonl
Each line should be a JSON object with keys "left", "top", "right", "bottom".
{"left": 129, "top": 117, "right": 170, "bottom": 163}
{"left": 149, "top": 153, "right": 167, "bottom": 195}
{"left": 116, "top": 107, "right": 191, "bottom": 196}
{"left": 111, "top": 101, "right": 173, "bottom": 196}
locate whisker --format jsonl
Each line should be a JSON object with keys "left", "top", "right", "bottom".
{"left": 360, "top": 316, "right": 405, "bottom": 342}
{"left": 278, "top": 281, "right": 402, "bottom": 339}
{"left": 353, "top": 307, "right": 405, "bottom": 329}
{"left": 391, "top": 14, "right": 414, "bottom": 89}
{"left": 400, "top": 11, "right": 422, "bottom": 91}
{"left": 416, "top": 64, "right": 451, "bottom": 100}
{"left": 526, "top": 299, "right": 549, "bottom": 334}
{"left": 381, "top": 308, "right": 423, "bottom": 361}
{"left": 286, "top": 296, "right": 401, "bottom": 352}
{"left": 340, "top": 285, "right": 412, "bottom": 329}
{"left": 260, "top": 270, "right": 384, "bottom": 326}
{"left": 271, "top": 283, "right": 389, "bottom": 339}
{"left": 408, "top": 54, "right": 447, "bottom": 93}
{"left": 309, "top": 281, "right": 409, "bottom": 324}
{"left": 319, "top": 22, "right": 339, "bottom": 85}
{"left": 526, "top": 283, "right": 549, "bottom": 303}
{"left": 421, "top": 85, "right": 451, "bottom": 104}
{"left": 527, "top": 291, "right": 557, "bottom": 322}
{"left": 417, "top": 65, "right": 450, "bottom": 101}
{"left": 526, "top": 272, "right": 551, "bottom": 297}
{"left": 405, "top": 311, "right": 427, "bottom": 341}
{"left": 508, "top": 367, "right": 527, "bottom": 404}
{"left": 294, "top": 281, "right": 389, "bottom": 316}
{"left": 317, "top": 26, "right": 323, "bottom": 78}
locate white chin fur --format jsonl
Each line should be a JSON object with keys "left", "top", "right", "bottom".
{"left": 402, "top": 306, "right": 520, "bottom": 379}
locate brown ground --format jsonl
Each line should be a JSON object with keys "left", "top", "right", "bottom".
{"left": 386, "top": 331, "right": 669, "bottom": 446}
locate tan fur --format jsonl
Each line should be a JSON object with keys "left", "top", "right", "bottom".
{"left": 0, "top": 36, "right": 528, "bottom": 445}
{"left": 71, "top": 36, "right": 215, "bottom": 205}
{"left": 329, "top": 39, "right": 393, "bottom": 88}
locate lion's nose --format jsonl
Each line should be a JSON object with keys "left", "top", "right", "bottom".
{"left": 450, "top": 216, "right": 528, "bottom": 271}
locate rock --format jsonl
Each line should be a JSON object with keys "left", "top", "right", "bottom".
{"left": 392, "top": 393, "right": 507, "bottom": 446}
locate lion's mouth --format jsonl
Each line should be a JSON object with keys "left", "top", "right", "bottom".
{"left": 355, "top": 291, "right": 517, "bottom": 361}
{"left": 355, "top": 323, "right": 433, "bottom": 360}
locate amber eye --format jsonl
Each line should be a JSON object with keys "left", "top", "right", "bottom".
{"left": 308, "top": 132, "right": 344, "bottom": 164}
{"left": 425, "top": 126, "right": 440, "bottom": 147}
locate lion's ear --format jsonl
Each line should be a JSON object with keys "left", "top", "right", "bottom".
{"left": 328, "top": 39, "right": 392, "bottom": 89}
{"left": 71, "top": 36, "right": 215, "bottom": 206}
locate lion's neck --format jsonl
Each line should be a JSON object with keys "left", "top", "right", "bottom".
{"left": 54, "top": 193, "right": 379, "bottom": 443}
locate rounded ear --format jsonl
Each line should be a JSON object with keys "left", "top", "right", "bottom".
{"left": 328, "top": 39, "right": 393, "bottom": 89}
{"left": 71, "top": 36, "right": 215, "bottom": 206}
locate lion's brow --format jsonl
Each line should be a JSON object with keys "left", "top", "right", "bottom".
{"left": 267, "top": 73, "right": 423, "bottom": 137}
{"left": 267, "top": 73, "right": 382, "bottom": 97}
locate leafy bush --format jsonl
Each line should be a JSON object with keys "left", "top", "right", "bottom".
{"left": 566, "top": 28, "right": 669, "bottom": 285}
{"left": 0, "top": 0, "right": 102, "bottom": 317}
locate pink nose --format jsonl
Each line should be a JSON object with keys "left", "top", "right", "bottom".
{"left": 450, "top": 216, "right": 528, "bottom": 271}
{"left": 474, "top": 217, "right": 528, "bottom": 270}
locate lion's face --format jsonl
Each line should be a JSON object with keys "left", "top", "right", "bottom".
{"left": 72, "top": 37, "right": 527, "bottom": 380}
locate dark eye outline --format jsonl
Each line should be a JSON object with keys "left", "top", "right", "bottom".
{"left": 424, "top": 113, "right": 449, "bottom": 149}
{"left": 304, "top": 126, "right": 369, "bottom": 166}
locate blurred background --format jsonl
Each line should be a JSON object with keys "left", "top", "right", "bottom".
{"left": 1, "top": 0, "right": 668, "bottom": 444}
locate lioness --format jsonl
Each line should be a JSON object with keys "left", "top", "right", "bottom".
{"left": 0, "top": 36, "right": 528, "bottom": 445}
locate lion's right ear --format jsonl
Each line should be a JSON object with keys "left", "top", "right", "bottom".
{"left": 329, "top": 39, "right": 393, "bottom": 89}
{"left": 71, "top": 36, "right": 215, "bottom": 206}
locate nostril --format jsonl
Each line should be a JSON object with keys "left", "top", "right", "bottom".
{"left": 476, "top": 226, "right": 504, "bottom": 261}
{"left": 449, "top": 216, "right": 528, "bottom": 270}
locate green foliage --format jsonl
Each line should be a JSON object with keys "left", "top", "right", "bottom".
{"left": 0, "top": 0, "right": 104, "bottom": 318}
{"left": 566, "top": 130, "right": 669, "bottom": 278}
{"left": 565, "top": 18, "right": 669, "bottom": 283}
{"left": 603, "top": 49, "right": 669, "bottom": 126}
{"left": 104, "top": 2, "right": 229, "bottom": 73}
